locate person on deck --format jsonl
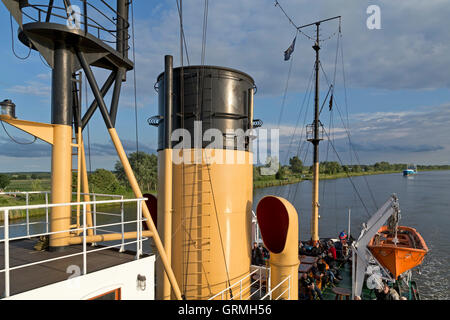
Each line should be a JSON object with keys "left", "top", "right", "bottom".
{"left": 335, "top": 232, "right": 349, "bottom": 263}
{"left": 261, "top": 245, "right": 270, "bottom": 263}
{"left": 251, "top": 242, "right": 263, "bottom": 266}
{"left": 317, "top": 257, "right": 339, "bottom": 285}
{"left": 299, "top": 241, "right": 307, "bottom": 255}
{"left": 300, "top": 272, "right": 323, "bottom": 300}
{"left": 310, "top": 241, "right": 322, "bottom": 257}
{"left": 327, "top": 240, "right": 337, "bottom": 260}
{"left": 375, "top": 282, "right": 400, "bottom": 301}
{"left": 324, "top": 252, "right": 343, "bottom": 280}
{"left": 311, "top": 262, "right": 325, "bottom": 283}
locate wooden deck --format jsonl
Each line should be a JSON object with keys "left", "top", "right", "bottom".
{"left": 0, "top": 238, "right": 142, "bottom": 297}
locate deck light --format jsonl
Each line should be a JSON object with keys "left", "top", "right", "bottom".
{"left": 0, "top": 99, "right": 16, "bottom": 119}
{"left": 137, "top": 274, "right": 147, "bottom": 291}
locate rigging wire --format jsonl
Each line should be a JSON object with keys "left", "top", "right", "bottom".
{"left": 10, "top": 14, "right": 32, "bottom": 60}
{"left": 287, "top": 80, "right": 314, "bottom": 201}
{"left": 322, "top": 126, "right": 372, "bottom": 218}
{"left": 274, "top": 1, "right": 339, "bottom": 43}
{"left": 283, "top": 65, "right": 315, "bottom": 166}
{"left": 1, "top": 121, "right": 37, "bottom": 145}
{"left": 319, "top": 61, "right": 379, "bottom": 211}
{"left": 200, "top": 0, "right": 234, "bottom": 297}
{"left": 277, "top": 29, "right": 298, "bottom": 129}
{"left": 176, "top": 0, "right": 191, "bottom": 66}
{"left": 130, "top": 0, "right": 140, "bottom": 162}
{"left": 288, "top": 75, "right": 315, "bottom": 201}
{"left": 84, "top": 73, "right": 92, "bottom": 173}
{"left": 201, "top": 0, "right": 209, "bottom": 66}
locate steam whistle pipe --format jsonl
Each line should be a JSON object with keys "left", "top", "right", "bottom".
{"left": 161, "top": 55, "right": 174, "bottom": 300}
{"left": 76, "top": 50, "right": 182, "bottom": 300}
{"left": 256, "top": 196, "right": 299, "bottom": 300}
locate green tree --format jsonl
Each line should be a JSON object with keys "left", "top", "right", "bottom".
{"left": 276, "top": 166, "right": 288, "bottom": 180}
{"left": 115, "top": 152, "right": 158, "bottom": 192}
{"left": 89, "top": 169, "right": 125, "bottom": 194}
{"left": 374, "top": 161, "right": 391, "bottom": 171}
{"left": 289, "top": 156, "right": 303, "bottom": 174}
{"left": 320, "top": 161, "right": 342, "bottom": 175}
{"left": 0, "top": 174, "right": 11, "bottom": 190}
{"left": 253, "top": 166, "right": 261, "bottom": 180}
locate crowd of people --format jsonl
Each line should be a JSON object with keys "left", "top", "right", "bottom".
{"left": 253, "top": 231, "right": 405, "bottom": 300}
{"left": 298, "top": 232, "right": 350, "bottom": 300}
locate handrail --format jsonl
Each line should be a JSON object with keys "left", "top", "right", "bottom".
{"left": 260, "top": 275, "right": 291, "bottom": 300}
{"left": 208, "top": 266, "right": 271, "bottom": 300}
{"left": 0, "top": 197, "right": 144, "bottom": 211}
{"left": 0, "top": 196, "right": 147, "bottom": 298}
{"left": 19, "top": 1, "right": 131, "bottom": 49}
{"left": 209, "top": 269, "right": 259, "bottom": 300}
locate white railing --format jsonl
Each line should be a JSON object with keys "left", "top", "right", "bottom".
{"left": 260, "top": 275, "right": 291, "bottom": 300}
{"left": 0, "top": 191, "right": 51, "bottom": 237}
{"left": 209, "top": 266, "right": 271, "bottom": 301}
{"left": 0, "top": 196, "right": 148, "bottom": 298}
{"left": 0, "top": 191, "right": 128, "bottom": 250}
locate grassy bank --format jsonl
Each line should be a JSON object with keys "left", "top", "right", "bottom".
{"left": 0, "top": 187, "right": 157, "bottom": 222}
{"left": 253, "top": 170, "right": 404, "bottom": 189}
{"left": 2, "top": 168, "right": 448, "bottom": 221}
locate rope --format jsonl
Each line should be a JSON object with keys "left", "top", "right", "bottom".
{"left": 283, "top": 65, "right": 315, "bottom": 166}
{"left": 319, "top": 61, "right": 379, "bottom": 211}
{"left": 274, "top": 1, "right": 339, "bottom": 43}
{"left": 130, "top": 0, "right": 140, "bottom": 163}
{"left": 322, "top": 126, "right": 372, "bottom": 218}
{"left": 201, "top": 0, "right": 209, "bottom": 66}
{"left": 277, "top": 30, "right": 298, "bottom": 129}
{"left": 84, "top": 73, "right": 92, "bottom": 173}
{"left": 10, "top": 14, "right": 32, "bottom": 60}
{"left": 176, "top": 0, "right": 190, "bottom": 66}
{"left": 1, "top": 121, "right": 37, "bottom": 145}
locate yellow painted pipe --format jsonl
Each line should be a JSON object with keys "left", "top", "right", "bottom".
{"left": 157, "top": 149, "right": 173, "bottom": 300}
{"left": 80, "top": 137, "right": 94, "bottom": 236}
{"left": 68, "top": 231, "right": 154, "bottom": 245}
{"left": 256, "top": 196, "right": 299, "bottom": 300}
{"left": 76, "top": 127, "right": 82, "bottom": 229}
{"left": 107, "top": 128, "right": 182, "bottom": 300}
{"left": 311, "top": 161, "right": 320, "bottom": 243}
{"left": 50, "top": 125, "right": 73, "bottom": 249}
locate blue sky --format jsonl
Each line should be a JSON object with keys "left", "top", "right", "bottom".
{"left": 1, "top": 0, "right": 450, "bottom": 172}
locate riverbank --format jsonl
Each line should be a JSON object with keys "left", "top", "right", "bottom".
{"left": 2, "top": 169, "right": 448, "bottom": 221}
{"left": 254, "top": 170, "right": 407, "bottom": 189}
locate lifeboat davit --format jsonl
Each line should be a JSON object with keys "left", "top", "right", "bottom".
{"left": 368, "top": 226, "right": 428, "bottom": 279}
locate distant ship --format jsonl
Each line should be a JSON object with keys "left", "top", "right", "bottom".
{"left": 403, "top": 165, "right": 418, "bottom": 176}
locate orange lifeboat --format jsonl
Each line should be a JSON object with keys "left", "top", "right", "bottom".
{"left": 368, "top": 226, "right": 428, "bottom": 279}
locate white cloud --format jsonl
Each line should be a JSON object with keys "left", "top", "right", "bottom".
{"left": 7, "top": 81, "right": 50, "bottom": 97}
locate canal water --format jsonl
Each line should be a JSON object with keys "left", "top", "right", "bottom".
{"left": 1, "top": 171, "right": 448, "bottom": 299}
{"left": 253, "top": 170, "right": 450, "bottom": 300}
